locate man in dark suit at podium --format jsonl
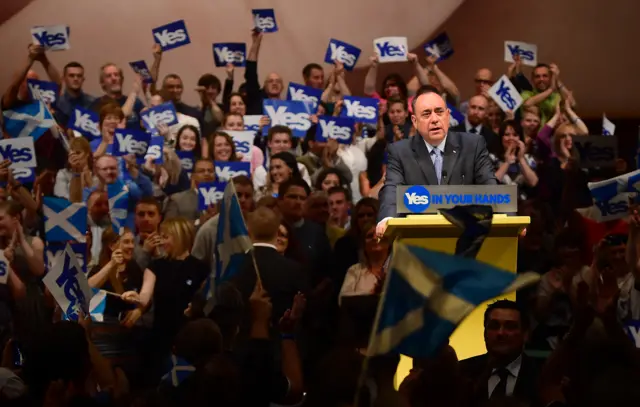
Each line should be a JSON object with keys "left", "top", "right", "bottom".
{"left": 376, "top": 86, "right": 497, "bottom": 239}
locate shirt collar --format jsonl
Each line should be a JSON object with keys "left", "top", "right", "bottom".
{"left": 465, "top": 117, "right": 482, "bottom": 133}
{"left": 424, "top": 134, "right": 447, "bottom": 154}
{"left": 253, "top": 242, "right": 278, "bottom": 251}
{"left": 492, "top": 354, "right": 523, "bottom": 378}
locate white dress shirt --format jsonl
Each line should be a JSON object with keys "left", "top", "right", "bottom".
{"left": 488, "top": 354, "right": 523, "bottom": 398}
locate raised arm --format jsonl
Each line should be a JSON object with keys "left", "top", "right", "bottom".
{"left": 1, "top": 45, "right": 39, "bottom": 109}
{"left": 363, "top": 55, "right": 379, "bottom": 96}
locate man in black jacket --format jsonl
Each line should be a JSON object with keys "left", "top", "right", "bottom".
{"left": 459, "top": 299, "right": 541, "bottom": 407}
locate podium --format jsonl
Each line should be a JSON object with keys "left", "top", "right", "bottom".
{"left": 384, "top": 213, "right": 530, "bottom": 388}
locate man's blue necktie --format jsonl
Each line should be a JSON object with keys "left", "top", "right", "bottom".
{"left": 431, "top": 148, "right": 443, "bottom": 184}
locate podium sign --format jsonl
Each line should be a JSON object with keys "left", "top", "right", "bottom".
{"left": 397, "top": 185, "right": 518, "bottom": 214}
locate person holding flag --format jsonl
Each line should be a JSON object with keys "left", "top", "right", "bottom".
{"left": 1, "top": 43, "right": 66, "bottom": 171}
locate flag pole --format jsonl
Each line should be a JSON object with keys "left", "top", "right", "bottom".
{"left": 228, "top": 181, "right": 263, "bottom": 286}
{"left": 353, "top": 241, "right": 396, "bottom": 407}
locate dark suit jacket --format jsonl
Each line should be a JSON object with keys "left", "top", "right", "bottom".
{"left": 378, "top": 131, "right": 498, "bottom": 220}
{"left": 459, "top": 353, "right": 541, "bottom": 407}
{"left": 451, "top": 123, "right": 500, "bottom": 155}
{"left": 231, "top": 245, "right": 310, "bottom": 329}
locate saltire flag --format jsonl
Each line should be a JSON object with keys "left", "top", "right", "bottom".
{"left": 62, "top": 288, "right": 106, "bottom": 322}
{"left": 440, "top": 205, "right": 493, "bottom": 258}
{"left": 107, "top": 181, "right": 129, "bottom": 233}
{"left": 2, "top": 99, "right": 55, "bottom": 140}
{"left": 161, "top": 354, "right": 196, "bottom": 387}
{"left": 367, "top": 242, "right": 539, "bottom": 358}
{"left": 43, "top": 197, "right": 87, "bottom": 243}
{"left": 203, "top": 182, "right": 252, "bottom": 315}
{"left": 43, "top": 243, "right": 92, "bottom": 321}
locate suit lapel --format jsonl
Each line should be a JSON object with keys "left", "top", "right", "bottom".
{"left": 442, "top": 132, "right": 461, "bottom": 185}
{"left": 411, "top": 135, "right": 439, "bottom": 185}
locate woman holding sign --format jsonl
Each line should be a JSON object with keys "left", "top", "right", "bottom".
{"left": 87, "top": 226, "right": 144, "bottom": 378}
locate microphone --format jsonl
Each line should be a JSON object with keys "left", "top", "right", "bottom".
{"left": 441, "top": 170, "right": 448, "bottom": 182}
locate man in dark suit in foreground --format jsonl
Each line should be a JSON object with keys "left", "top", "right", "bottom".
{"left": 459, "top": 300, "right": 541, "bottom": 406}
{"left": 231, "top": 206, "right": 310, "bottom": 330}
{"left": 376, "top": 86, "right": 497, "bottom": 238}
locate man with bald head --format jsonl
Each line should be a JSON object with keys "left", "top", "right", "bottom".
{"left": 244, "top": 29, "right": 284, "bottom": 115}
{"left": 460, "top": 68, "right": 493, "bottom": 114}
{"left": 451, "top": 94, "right": 500, "bottom": 154}
{"left": 376, "top": 86, "right": 497, "bottom": 237}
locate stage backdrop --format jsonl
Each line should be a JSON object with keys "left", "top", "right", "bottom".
{"left": 1, "top": 0, "right": 639, "bottom": 118}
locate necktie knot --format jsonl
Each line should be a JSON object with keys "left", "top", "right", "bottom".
{"left": 495, "top": 367, "right": 510, "bottom": 381}
{"left": 469, "top": 127, "right": 477, "bottom": 134}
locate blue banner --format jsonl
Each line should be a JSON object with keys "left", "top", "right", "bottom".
{"left": 67, "top": 107, "right": 101, "bottom": 140}
{"left": 141, "top": 102, "right": 179, "bottom": 131}
{"left": 287, "top": 83, "right": 322, "bottom": 110}
{"left": 212, "top": 43, "right": 246, "bottom": 67}
{"left": 152, "top": 19, "right": 191, "bottom": 51}
{"left": 27, "top": 79, "right": 59, "bottom": 105}
{"left": 215, "top": 161, "right": 251, "bottom": 182}
{"left": 263, "top": 100, "right": 312, "bottom": 138}
{"left": 324, "top": 39, "right": 361, "bottom": 71}
{"left": 423, "top": 32, "right": 454, "bottom": 62}
{"left": 315, "top": 116, "right": 355, "bottom": 144}
{"left": 112, "top": 129, "right": 151, "bottom": 161}
{"left": 252, "top": 9, "right": 278, "bottom": 33}
{"left": 198, "top": 181, "right": 228, "bottom": 210}
{"left": 340, "top": 96, "right": 379, "bottom": 124}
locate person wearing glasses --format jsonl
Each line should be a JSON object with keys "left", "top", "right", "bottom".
{"left": 459, "top": 68, "right": 494, "bottom": 114}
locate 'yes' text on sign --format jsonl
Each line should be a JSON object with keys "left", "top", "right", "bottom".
{"left": 226, "top": 130, "right": 254, "bottom": 162}
{"left": 504, "top": 41, "right": 537, "bottom": 67}
{"left": 68, "top": 107, "right": 101, "bottom": 140}
{"left": 340, "top": 96, "right": 379, "bottom": 124}
{"left": 316, "top": 116, "right": 355, "bottom": 144}
{"left": 27, "top": 79, "right": 59, "bottom": 105}
{"left": 31, "top": 25, "right": 70, "bottom": 51}
{"left": 424, "top": 32, "right": 454, "bottom": 62}
{"left": 574, "top": 136, "right": 618, "bottom": 169}
{"left": 152, "top": 20, "right": 191, "bottom": 51}
{"left": 141, "top": 102, "right": 179, "bottom": 130}
{"left": 374, "top": 37, "right": 408, "bottom": 63}
{"left": 198, "top": 181, "right": 228, "bottom": 210}
{"left": 252, "top": 9, "right": 278, "bottom": 33}
{"left": 287, "top": 83, "right": 322, "bottom": 110}
{"left": 0, "top": 138, "right": 37, "bottom": 168}
{"left": 113, "top": 129, "right": 151, "bottom": 161}
{"left": 324, "top": 39, "right": 361, "bottom": 71}
{"left": 129, "top": 61, "right": 154, "bottom": 84}
{"left": 488, "top": 75, "right": 523, "bottom": 113}
{"left": 215, "top": 161, "right": 251, "bottom": 182}
{"left": 263, "top": 100, "right": 312, "bottom": 138}
{"left": 213, "top": 43, "right": 246, "bottom": 67}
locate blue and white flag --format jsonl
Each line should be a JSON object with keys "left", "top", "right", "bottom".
{"left": 424, "top": 32, "right": 454, "bottom": 62}
{"left": 488, "top": 75, "right": 523, "bottom": 113}
{"left": 152, "top": 20, "right": 190, "bottom": 51}
{"left": 141, "top": 102, "right": 179, "bottom": 131}
{"left": 0, "top": 138, "right": 37, "bottom": 168}
{"left": 504, "top": 41, "right": 537, "bottom": 67}
{"left": 448, "top": 103, "right": 465, "bottom": 128}
{"left": 27, "top": 79, "right": 59, "bottom": 105}
{"left": 0, "top": 250, "right": 10, "bottom": 285}
{"left": 316, "top": 116, "right": 355, "bottom": 144}
{"left": 176, "top": 151, "right": 194, "bottom": 174}
{"left": 243, "top": 115, "right": 262, "bottom": 132}
{"left": 340, "top": 96, "right": 379, "bottom": 125}
{"left": 374, "top": 37, "right": 408, "bottom": 63}
{"left": 89, "top": 288, "right": 107, "bottom": 322}
{"left": 145, "top": 136, "right": 164, "bottom": 164}
{"left": 113, "top": 128, "right": 151, "bottom": 161}
{"left": 215, "top": 161, "right": 251, "bottom": 182}
{"left": 581, "top": 170, "right": 640, "bottom": 222}
{"left": 204, "top": 182, "right": 252, "bottom": 315}
{"left": 43, "top": 243, "right": 92, "bottom": 321}
{"left": 324, "top": 39, "right": 361, "bottom": 71}
{"left": 287, "top": 83, "right": 322, "bottom": 110}
{"left": 252, "top": 9, "right": 278, "bottom": 33}
{"left": 46, "top": 242, "right": 87, "bottom": 274}
{"left": 2, "top": 100, "right": 55, "bottom": 140}
{"left": 43, "top": 197, "right": 87, "bottom": 243}
{"left": 226, "top": 130, "right": 255, "bottom": 161}
{"left": 67, "top": 107, "right": 101, "bottom": 140}
{"left": 162, "top": 354, "right": 195, "bottom": 387}
{"left": 11, "top": 167, "right": 35, "bottom": 184}
{"left": 198, "top": 181, "right": 227, "bottom": 210}
{"left": 107, "top": 181, "right": 129, "bottom": 233}
{"left": 626, "top": 321, "right": 640, "bottom": 348}
{"left": 129, "top": 60, "right": 154, "bottom": 84}
{"left": 603, "top": 114, "right": 616, "bottom": 136}
{"left": 367, "top": 242, "right": 539, "bottom": 357}
{"left": 440, "top": 206, "right": 493, "bottom": 259}
{"left": 31, "top": 24, "right": 70, "bottom": 51}
{"left": 263, "top": 100, "right": 312, "bottom": 138}
{"left": 212, "top": 43, "right": 246, "bottom": 67}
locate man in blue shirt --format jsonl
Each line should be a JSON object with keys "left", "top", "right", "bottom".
{"left": 55, "top": 62, "right": 96, "bottom": 126}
